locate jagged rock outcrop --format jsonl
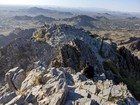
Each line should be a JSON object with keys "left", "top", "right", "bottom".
{"left": 0, "top": 24, "right": 106, "bottom": 78}
{"left": 118, "top": 37, "right": 140, "bottom": 59}
{"left": 0, "top": 24, "right": 140, "bottom": 104}
{"left": 0, "top": 37, "right": 54, "bottom": 79}
{"left": 51, "top": 39, "right": 103, "bottom": 73}
{"left": 0, "top": 28, "right": 35, "bottom": 47}
{"left": 129, "top": 39, "right": 140, "bottom": 51}
{"left": 5, "top": 67, "right": 26, "bottom": 91}
{"left": 0, "top": 67, "right": 139, "bottom": 105}
{"left": 118, "top": 47, "right": 140, "bottom": 79}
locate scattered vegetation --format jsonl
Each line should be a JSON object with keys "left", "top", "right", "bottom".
{"left": 108, "top": 94, "right": 125, "bottom": 104}
{"left": 103, "top": 59, "right": 120, "bottom": 76}
{"left": 16, "top": 89, "right": 26, "bottom": 96}
{"left": 122, "top": 77, "right": 140, "bottom": 101}
{"left": 32, "top": 30, "right": 47, "bottom": 43}
{"left": 33, "top": 75, "right": 43, "bottom": 85}
{"left": 16, "top": 53, "right": 28, "bottom": 61}
{"left": 90, "top": 33, "right": 98, "bottom": 38}
{"left": 103, "top": 58, "right": 140, "bottom": 101}
{"left": 87, "top": 30, "right": 98, "bottom": 38}
{"left": 108, "top": 85, "right": 125, "bottom": 104}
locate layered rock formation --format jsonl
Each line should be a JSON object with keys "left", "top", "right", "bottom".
{"left": 0, "top": 24, "right": 140, "bottom": 104}
{"left": 0, "top": 67, "right": 139, "bottom": 105}
{"left": 0, "top": 28, "right": 35, "bottom": 47}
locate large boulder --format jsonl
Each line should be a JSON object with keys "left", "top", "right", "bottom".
{"left": 111, "top": 85, "right": 123, "bottom": 97}
{"left": 5, "top": 67, "right": 21, "bottom": 90}
{"left": 75, "top": 98, "right": 99, "bottom": 105}
{"left": 0, "top": 92, "right": 16, "bottom": 104}
{"left": 5, "top": 95, "right": 24, "bottom": 105}
{"left": 21, "top": 67, "right": 45, "bottom": 90}
{"left": 5, "top": 67, "right": 26, "bottom": 91}
{"left": 12, "top": 69, "right": 26, "bottom": 89}
{"left": 0, "top": 37, "right": 54, "bottom": 79}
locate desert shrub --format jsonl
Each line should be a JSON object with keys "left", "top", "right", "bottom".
{"left": 108, "top": 88, "right": 125, "bottom": 104}
{"left": 108, "top": 95, "right": 124, "bottom": 103}
{"left": 122, "top": 77, "right": 140, "bottom": 101}
{"left": 16, "top": 89, "right": 26, "bottom": 96}
{"left": 37, "top": 33, "right": 44, "bottom": 38}
{"left": 33, "top": 75, "right": 43, "bottom": 85}
{"left": 103, "top": 59, "right": 140, "bottom": 101}
{"left": 86, "top": 30, "right": 92, "bottom": 35}
{"left": 16, "top": 53, "right": 28, "bottom": 61}
{"left": 32, "top": 30, "right": 46, "bottom": 43}
{"left": 90, "top": 33, "right": 98, "bottom": 38}
{"left": 103, "top": 59, "right": 120, "bottom": 76}
{"left": 34, "top": 29, "right": 45, "bottom": 39}
{"left": 36, "top": 38, "right": 46, "bottom": 43}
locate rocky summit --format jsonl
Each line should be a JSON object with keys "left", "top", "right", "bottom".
{"left": 0, "top": 24, "right": 140, "bottom": 105}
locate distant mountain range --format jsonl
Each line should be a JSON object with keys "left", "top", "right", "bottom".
{"left": 25, "top": 7, "right": 73, "bottom": 16}
{"left": 63, "top": 15, "right": 98, "bottom": 28}
{"left": 13, "top": 15, "right": 56, "bottom": 23}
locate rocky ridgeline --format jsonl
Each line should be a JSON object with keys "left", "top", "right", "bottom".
{"left": 129, "top": 39, "right": 140, "bottom": 59}
{"left": 0, "top": 24, "right": 140, "bottom": 104}
{"left": 129, "top": 39, "right": 140, "bottom": 51}
{"left": 0, "top": 28, "right": 35, "bottom": 48}
{"left": 118, "top": 46, "right": 140, "bottom": 79}
{"left": 0, "top": 66, "right": 139, "bottom": 105}
{"left": 0, "top": 24, "right": 108, "bottom": 78}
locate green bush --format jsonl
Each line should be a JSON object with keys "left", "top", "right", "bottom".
{"left": 122, "top": 77, "right": 140, "bottom": 101}
{"left": 33, "top": 76, "right": 43, "bottom": 85}
{"left": 103, "top": 59, "right": 120, "bottom": 76}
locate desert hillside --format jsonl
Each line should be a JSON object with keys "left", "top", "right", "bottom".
{"left": 0, "top": 24, "right": 140, "bottom": 105}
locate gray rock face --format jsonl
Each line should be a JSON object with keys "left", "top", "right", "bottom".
{"left": 5, "top": 67, "right": 20, "bottom": 90}
{"left": 21, "top": 68, "right": 44, "bottom": 90}
{"left": 0, "top": 37, "right": 54, "bottom": 79}
{"left": 51, "top": 39, "right": 103, "bottom": 73}
{"left": 5, "top": 67, "right": 26, "bottom": 91}
{"left": 0, "top": 28, "right": 35, "bottom": 48}
{"left": 111, "top": 85, "right": 123, "bottom": 97}
{"left": 0, "top": 24, "right": 105, "bottom": 79}
{"left": 1, "top": 67, "right": 140, "bottom": 105}
{"left": 5, "top": 95, "right": 24, "bottom": 105}
{"left": 12, "top": 69, "right": 26, "bottom": 89}
{"left": 118, "top": 46, "right": 140, "bottom": 79}
{"left": 32, "top": 24, "right": 106, "bottom": 72}
{"left": 75, "top": 98, "right": 99, "bottom": 105}
{"left": 24, "top": 93, "right": 36, "bottom": 103}
{"left": 0, "top": 92, "right": 16, "bottom": 104}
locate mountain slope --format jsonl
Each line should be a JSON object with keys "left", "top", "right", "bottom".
{"left": 0, "top": 28, "right": 35, "bottom": 47}
{"left": 63, "top": 15, "right": 98, "bottom": 28}
{"left": 27, "top": 7, "right": 72, "bottom": 15}
{"left": 0, "top": 24, "right": 140, "bottom": 104}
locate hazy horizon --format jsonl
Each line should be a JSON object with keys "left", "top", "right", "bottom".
{"left": 0, "top": 0, "right": 140, "bottom": 13}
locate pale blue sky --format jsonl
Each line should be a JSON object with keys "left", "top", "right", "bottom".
{"left": 0, "top": 0, "right": 140, "bottom": 12}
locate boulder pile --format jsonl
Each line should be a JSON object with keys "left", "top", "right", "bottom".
{"left": 0, "top": 67, "right": 139, "bottom": 105}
